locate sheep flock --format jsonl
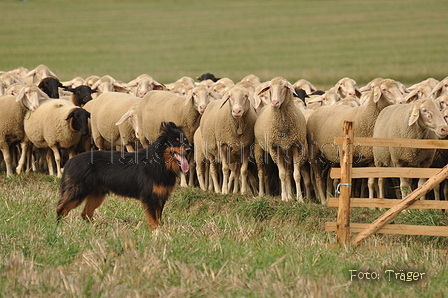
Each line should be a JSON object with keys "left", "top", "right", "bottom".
{"left": 2, "top": 64, "right": 448, "bottom": 203}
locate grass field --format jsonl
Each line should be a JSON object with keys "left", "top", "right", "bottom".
{"left": 1, "top": 0, "right": 447, "bottom": 87}
{"left": 1, "top": 173, "right": 447, "bottom": 297}
{"left": 1, "top": 0, "right": 448, "bottom": 297}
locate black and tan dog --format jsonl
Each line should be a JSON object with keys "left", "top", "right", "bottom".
{"left": 57, "top": 122, "right": 191, "bottom": 229}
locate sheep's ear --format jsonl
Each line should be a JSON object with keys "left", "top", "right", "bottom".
{"left": 405, "top": 89, "right": 418, "bottom": 103}
{"left": 355, "top": 86, "right": 362, "bottom": 98}
{"left": 250, "top": 93, "right": 262, "bottom": 109}
{"left": 23, "top": 69, "right": 36, "bottom": 78}
{"left": 184, "top": 90, "right": 195, "bottom": 105}
{"left": 65, "top": 110, "right": 78, "bottom": 132}
{"left": 254, "top": 83, "right": 270, "bottom": 107}
{"left": 372, "top": 86, "right": 382, "bottom": 102}
{"left": 116, "top": 110, "right": 132, "bottom": 125}
{"left": 153, "top": 82, "right": 167, "bottom": 91}
{"left": 210, "top": 90, "right": 222, "bottom": 100}
{"left": 408, "top": 104, "right": 420, "bottom": 126}
{"left": 91, "top": 80, "right": 100, "bottom": 91}
{"left": 37, "top": 88, "right": 51, "bottom": 100}
{"left": 113, "top": 82, "right": 128, "bottom": 93}
{"left": 430, "top": 81, "right": 443, "bottom": 98}
{"left": 285, "top": 81, "right": 296, "bottom": 95}
{"left": 219, "top": 94, "right": 230, "bottom": 109}
{"left": 15, "top": 86, "right": 27, "bottom": 102}
{"left": 65, "top": 111, "right": 75, "bottom": 120}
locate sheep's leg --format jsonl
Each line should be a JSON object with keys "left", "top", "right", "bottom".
{"left": 220, "top": 146, "right": 230, "bottom": 194}
{"left": 50, "top": 146, "right": 63, "bottom": 178}
{"left": 310, "top": 162, "right": 326, "bottom": 204}
{"left": 399, "top": 177, "right": 413, "bottom": 199}
{"left": 291, "top": 147, "right": 304, "bottom": 202}
{"left": 254, "top": 146, "right": 267, "bottom": 197}
{"left": 378, "top": 177, "right": 385, "bottom": 198}
{"left": 368, "top": 177, "right": 376, "bottom": 198}
{"left": 274, "top": 150, "right": 292, "bottom": 202}
{"left": 180, "top": 172, "right": 188, "bottom": 187}
{"left": 196, "top": 159, "right": 206, "bottom": 191}
{"left": 240, "top": 149, "right": 251, "bottom": 194}
{"left": 0, "top": 144, "right": 13, "bottom": 176}
{"left": 16, "top": 141, "right": 29, "bottom": 175}
{"left": 300, "top": 164, "right": 312, "bottom": 202}
{"left": 418, "top": 178, "right": 428, "bottom": 200}
{"left": 46, "top": 149, "right": 55, "bottom": 176}
{"left": 188, "top": 160, "right": 195, "bottom": 187}
{"left": 231, "top": 163, "right": 241, "bottom": 194}
{"left": 209, "top": 158, "right": 221, "bottom": 193}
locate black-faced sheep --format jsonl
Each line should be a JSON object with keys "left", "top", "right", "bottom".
{"left": 199, "top": 85, "right": 257, "bottom": 194}
{"left": 63, "top": 85, "right": 96, "bottom": 107}
{"left": 20, "top": 99, "right": 90, "bottom": 177}
{"left": 38, "top": 76, "right": 64, "bottom": 99}
{"left": 0, "top": 84, "right": 50, "bottom": 176}
{"left": 253, "top": 77, "right": 309, "bottom": 202}
{"left": 373, "top": 98, "right": 448, "bottom": 199}
{"left": 197, "top": 73, "right": 220, "bottom": 82}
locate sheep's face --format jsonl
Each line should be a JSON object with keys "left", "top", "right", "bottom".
{"left": 409, "top": 99, "right": 448, "bottom": 138}
{"left": 188, "top": 85, "right": 221, "bottom": 115}
{"left": 375, "top": 80, "right": 406, "bottom": 104}
{"left": 227, "top": 86, "right": 250, "bottom": 118}
{"left": 436, "top": 94, "right": 448, "bottom": 109}
{"left": 66, "top": 108, "right": 91, "bottom": 136}
{"left": 336, "top": 77, "right": 361, "bottom": 98}
{"left": 267, "top": 77, "right": 295, "bottom": 108}
{"left": 16, "top": 85, "right": 50, "bottom": 111}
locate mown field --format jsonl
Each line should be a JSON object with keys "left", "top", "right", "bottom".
{"left": 1, "top": 0, "right": 448, "bottom": 297}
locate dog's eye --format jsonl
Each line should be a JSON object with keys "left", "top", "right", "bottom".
{"left": 176, "top": 138, "right": 180, "bottom": 141}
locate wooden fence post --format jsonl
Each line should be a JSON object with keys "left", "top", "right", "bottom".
{"left": 336, "top": 121, "right": 354, "bottom": 246}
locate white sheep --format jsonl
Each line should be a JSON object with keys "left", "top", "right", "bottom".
{"left": 253, "top": 77, "right": 309, "bottom": 202}
{"left": 405, "top": 79, "right": 436, "bottom": 102}
{"left": 19, "top": 99, "right": 90, "bottom": 177}
{"left": 120, "top": 84, "right": 221, "bottom": 187}
{"left": 91, "top": 75, "right": 128, "bottom": 96}
{"left": 23, "top": 64, "right": 58, "bottom": 84}
{"left": 0, "top": 84, "right": 50, "bottom": 176}
{"left": 306, "top": 79, "right": 406, "bottom": 203}
{"left": 133, "top": 84, "right": 221, "bottom": 146}
{"left": 83, "top": 92, "right": 141, "bottom": 152}
{"left": 334, "top": 77, "right": 362, "bottom": 98}
{"left": 125, "top": 74, "right": 167, "bottom": 98}
{"left": 199, "top": 85, "right": 257, "bottom": 194}
{"left": 373, "top": 98, "right": 448, "bottom": 198}
{"left": 0, "top": 73, "right": 25, "bottom": 86}
{"left": 292, "top": 79, "right": 317, "bottom": 95}
{"left": 0, "top": 79, "right": 6, "bottom": 96}
{"left": 7, "top": 67, "right": 29, "bottom": 79}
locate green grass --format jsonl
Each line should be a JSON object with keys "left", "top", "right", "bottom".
{"left": 0, "top": 0, "right": 447, "bottom": 87}
{"left": 1, "top": 173, "right": 447, "bottom": 297}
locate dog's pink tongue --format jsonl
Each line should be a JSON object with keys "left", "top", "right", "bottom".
{"left": 179, "top": 155, "right": 189, "bottom": 173}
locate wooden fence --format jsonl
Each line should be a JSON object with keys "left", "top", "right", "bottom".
{"left": 324, "top": 121, "right": 448, "bottom": 246}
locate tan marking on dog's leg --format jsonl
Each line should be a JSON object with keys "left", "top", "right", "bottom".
{"left": 57, "top": 199, "right": 84, "bottom": 218}
{"left": 81, "top": 190, "right": 106, "bottom": 220}
{"left": 141, "top": 202, "right": 160, "bottom": 230}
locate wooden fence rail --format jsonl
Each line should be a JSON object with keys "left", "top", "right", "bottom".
{"left": 325, "top": 121, "right": 448, "bottom": 246}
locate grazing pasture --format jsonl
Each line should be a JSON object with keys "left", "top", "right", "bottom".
{"left": 1, "top": 0, "right": 448, "bottom": 297}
